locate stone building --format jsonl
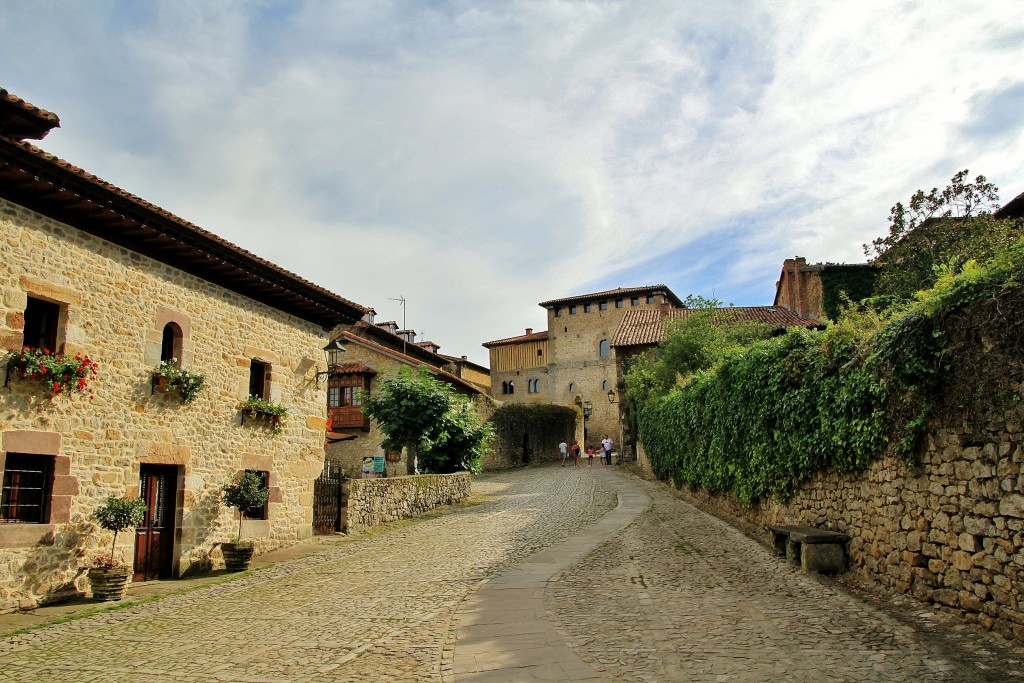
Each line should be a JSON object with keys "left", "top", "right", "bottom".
{"left": 484, "top": 286, "right": 683, "bottom": 452}
{"left": 322, "top": 323, "right": 485, "bottom": 480}
{"left": 0, "top": 88, "right": 367, "bottom": 610}
{"left": 774, "top": 257, "right": 878, "bottom": 322}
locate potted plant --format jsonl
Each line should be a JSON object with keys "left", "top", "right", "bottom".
{"left": 220, "top": 471, "right": 270, "bottom": 572}
{"left": 4, "top": 346, "right": 97, "bottom": 396}
{"left": 87, "top": 495, "right": 147, "bottom": 601}
{"left": 237, "top": 395, "right": 288, "bottom": 434}
{"left": 152, "top": 359, "right": 206, "bottom": 403}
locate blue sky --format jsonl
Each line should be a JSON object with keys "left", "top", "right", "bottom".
{"left": 3, "top": 1, "right": 1023, "bottom": 365}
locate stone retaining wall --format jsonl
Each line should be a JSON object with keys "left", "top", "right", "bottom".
{"left": 341, "top": 473, "right": 471, "bottom": 533}
{"left": 642, "top": 402, "right": 1024, "bottom": 644}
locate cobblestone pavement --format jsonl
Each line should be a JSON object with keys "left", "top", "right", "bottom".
{"left": 4, "top": 465, "right": 1023, "bottom": 683}
{"left": 0, "top": 467, "right": 617, "bottom": 683}
{"left": 548, "top": 469, "right": 1024, "bottom": 682}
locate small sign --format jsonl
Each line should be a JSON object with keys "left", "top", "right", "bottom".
{"left": 361, "top": 455, "right": 386, "bottom": 479}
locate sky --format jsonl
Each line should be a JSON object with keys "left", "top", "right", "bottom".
{"left": 2, "top": 1, "right": 1024, "bottom": 365}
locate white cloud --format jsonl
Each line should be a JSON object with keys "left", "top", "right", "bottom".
{"left": 2, "top": 0, "right": 1023, "bottom": 363}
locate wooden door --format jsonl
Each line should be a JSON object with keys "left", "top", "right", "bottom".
{"left": 134, "top": 465, "right": 178, "bottom": 582}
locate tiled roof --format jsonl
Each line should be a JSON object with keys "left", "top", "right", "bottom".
{"left": 996, "top": 190, "right": 1024, "bottom": 219}
{"left": 538, "top": 285, "right": 683, "bottom": 308}
{"left": 340, "top": 332, "right": 483, "bottom": 395}
{"left": 0, "top": 88, "right": 60, "bottom": 140}
{"left": 481, "top": 330, "right": 549, "bottom": 348}
{"left": 332, "top": 361, "right": 377, "bottom": 375}
{"left": 0, "top": 134, "right": 367, "bottom": 326}
{"left": 612, "top": 307, "right": 821, "bottom": 348}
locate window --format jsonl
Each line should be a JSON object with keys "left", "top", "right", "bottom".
{"left": 242, "top": 470, "right": 268, "bottom": 520}
{"left": 615, "top": 299, "right": 624, "bottom": 309}
{"left": 630, "top": 297, "right": 640, "bottom": 306}
{"left": 1, "top": 454, "right": 54, "bottom": 524}
{"left": 583, "top": 303, "right": 592, "bottom": 313}
{"left": 602, "top": 379, "right": 609, "bottom": 391}
{"left": 569, "top": 305, "right": 577, "bottom": 315}
{"left": 501, "top": 381, "right": 509, "bottom": 395}
{"left": 599, "top": 339, "right": 610, "bottom": 358}
{"left": 249, "top": 360, "right": 270, "bottom": 400}
{"left": 537, "top": 349, "right": 543, "bottom": 357}
{"left": 568, "top": 382, "right": 575, "bottom": 393}
{"left": 508, "top": 381, "right": 515, "bottom": 395}
{"left": 599, "top": 301, "right": 608, "bottom": 311}
{"left": 527, "top": 379, "right": 537, "bottom": 393}
{"left": 161, "top": 323, "right": 183, "bottom": 365}
{"left": 22, "top": 297, "right": 61, "bottom": 352}
{"left": 554, "top": 308, "right": 562, "bottom": 318}
{"left": 329, "top": 374, "right": 372, "bottom": 429}
{"left": 647, "top": 294, "right": 655, "bottom": 304}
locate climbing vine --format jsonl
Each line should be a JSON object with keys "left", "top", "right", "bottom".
{"left": 490, "top": 404, "right": 576, "bottom": 465}
{"left": 819, "top": 265, "right": 879, "bottom": 320}
{"left": 634, "top": 236, "right": 1024, "bottom": 503}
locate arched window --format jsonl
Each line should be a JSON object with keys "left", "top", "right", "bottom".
{"left": 568, "top": 382, "right": 575, "bottom": 394}
{"left": 161, "top": 323, "right": 183, "bottom": 366}
{"left": 602, "top": 379, "right": 609, "bottom": 391}
{"left": 508, "top": 381, "right": 515, "bottom": 395}
{"left": 599, "top": 339, "right": 610, "bottom": 358}
{"left": 501, "top": 381, "right": 508, "bottom": 395}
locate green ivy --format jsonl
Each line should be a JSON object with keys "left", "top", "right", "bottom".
{"left": 634, "top": 236, "right": 1024, "bottom": 503}
{"left": 820, "top": 265, "right": 879, "bottom": 320}
{"left": 490, "top": 403, "right": 576, "bottom": 464}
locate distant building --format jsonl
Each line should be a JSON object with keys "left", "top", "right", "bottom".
{"left": 774, "top": 257, "right": 878, "bottom": 321}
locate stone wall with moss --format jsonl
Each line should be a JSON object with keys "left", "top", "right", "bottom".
{"left": 0, "top": 199, "right": 332, "bottom": 610}
{"left": 341, "top": 472, "right": 471, "bottom": 532}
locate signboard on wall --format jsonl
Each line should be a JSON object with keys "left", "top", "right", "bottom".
{"left": 361, "top": 455, "right": 386, "bottom": 479}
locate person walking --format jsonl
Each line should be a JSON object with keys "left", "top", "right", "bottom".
{"left": 559, "top": 439, "right": 568, "bottom": 466}
{"left": 586, "top": 444, "right": 595, "bottom": 467}
{"left": 602, "top": 435, "right": 613, "bottom": 466}
{"left": 571, "top": 440, "right": 581, "bottom": 468}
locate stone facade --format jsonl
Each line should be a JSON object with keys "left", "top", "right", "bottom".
{"left": 639, "top": 404, "right": 1024, "bottom": 645}
{"left": 0, "top": 199, "right": 354, "bottom": 609}
{"left": 341, "top": 472, "right": 471, "bottom": 532}
{"left": 484, "top": 287, "right": 681, "bottom": 454}
{"left": 323, "top": 329, "right": 486, "bottom": 478}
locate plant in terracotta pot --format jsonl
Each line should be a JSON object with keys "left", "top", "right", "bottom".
{"left": 88, "top": 495, "right": 147, "bottom": 601}
{"left": 220, "top": 471, "right": 269, "bottom": 572}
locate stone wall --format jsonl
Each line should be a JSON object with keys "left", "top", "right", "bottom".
{"left": 0, "top": 199, "right": 330, "bottom": 610}
{"left": 640, "top": 401, "right": 1024, "bottom": 644}
{"left": 341, "top": 472, "right": 471, "bottom": 533}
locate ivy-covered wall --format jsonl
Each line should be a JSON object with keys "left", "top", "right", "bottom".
{"left": 485, "top": 403, "right": 576, "bottom": 470}
{"left": 820, "top": 264, "right": 880, "bottom": 320}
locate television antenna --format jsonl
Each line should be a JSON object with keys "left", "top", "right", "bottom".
{"left": 389, "top": 295, "right": 407, "bottom": 355}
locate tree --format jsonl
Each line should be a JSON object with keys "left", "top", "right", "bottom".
{"left": 361, "top": 366, "right": 454, "bottom": 474}
{"left": 863, "top": 170, "right": 1019, "bottom": 299}
{"left": 92, "top": 496, "right": 147, "bottom": 566}
{"left": 421, "top": 396, "right": 494, "bottom": 473}
{"left": 222, "top": 471, "right": 270, "bottom": 542}
{"left": 864, "top": 169, "right": 1000, "bottom": 260}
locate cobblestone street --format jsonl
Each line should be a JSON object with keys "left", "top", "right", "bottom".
{"left": 2, "top": 465, "right": 1023, "bottom": 682}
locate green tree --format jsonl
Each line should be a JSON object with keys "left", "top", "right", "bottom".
{"left": 421, "top": 397, "right": 494, "bottom": 473}
{"left": 92, "top": 496, "right": 147, "bottom": 565}
{"left": 361, "top": 366, "right": 454, "bottom": 475}
{"left": 222, "top": 471, "right": 270, "bottom": 542}
{"left": 863, "top": 170, "right": 1019, "bottom": 299}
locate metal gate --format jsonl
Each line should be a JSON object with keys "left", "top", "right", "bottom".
{"left": 313, "top": 461, "right": 347, "bottom": 535}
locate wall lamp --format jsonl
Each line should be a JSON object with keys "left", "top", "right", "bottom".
{"left": 607, "top": 389, "right": 618, "bottom": 404}
{"left": 315, "top": 339, "right": 347, "bottom": 388}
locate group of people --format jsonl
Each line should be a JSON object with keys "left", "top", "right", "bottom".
{"left": 558, "top": 436, "right": 614, "bottom": 468}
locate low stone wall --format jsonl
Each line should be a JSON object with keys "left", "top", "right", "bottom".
{"left": 341, "top": 473, "right": 471, "bottom": 533}
{"left": 640, "top": 406, "right": 1024, "bottom": 645}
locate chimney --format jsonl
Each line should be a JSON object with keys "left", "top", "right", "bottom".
{"left": 525, "top": 328, "right": 533, "bottom": 335}
{"left": 461, "top": 355, "right": 467, "bottom": 361}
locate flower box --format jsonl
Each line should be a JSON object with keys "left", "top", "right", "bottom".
{"left": 3, "top": 347, "right": 97, "bottom": 396}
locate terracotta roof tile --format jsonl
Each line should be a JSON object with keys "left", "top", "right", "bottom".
{"left": 340, "top": 332, "right": 483, "bottom": 395}
{"left": 538, "top": 285, "right": 683, "bottom": 308}
{"left": 613, "top": 306, "right": 820, "bottom": 348}
{"left": 333, "top": 361, "right": 377, "bottom": 375}
{"left": 481, "top": 330, "right": 549, "bottom": 348}
{"left": 996, "top": 190, "right": 1024, "bottom": 219}
{"left": 0, "top": 88, "right": 60, "bottom": 140}
{"left": 1, "top": 135, "right": 368, "bottom": 324}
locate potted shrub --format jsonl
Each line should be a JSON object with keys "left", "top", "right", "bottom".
{"left": 220, "top": 471, "right": 270, "bottom": 572}
{"left": 87, "top": 495, "right": 147, "bottom": 601}
{"left": 237, "top": 395, "right": 288, "bottom": 434}
{"left": 152, "top": 359, "right": 206, "bottom": 403}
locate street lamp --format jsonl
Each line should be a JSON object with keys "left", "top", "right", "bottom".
{"left": 607, "top": 389, "right": 617, "bottom": 403}
{"left": 583, "top": 400, "right": 593, "bottom": 446}
{"left": 315, "top": 339, "right": 347, "bottom": 387}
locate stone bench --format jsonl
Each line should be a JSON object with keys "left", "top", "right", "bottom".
{"left": 767, "top": 525, "right": 850, "bottom": 573}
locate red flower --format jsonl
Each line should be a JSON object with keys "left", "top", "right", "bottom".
{"left": 52, "top": 382, "right": 61, "bottom": 392}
